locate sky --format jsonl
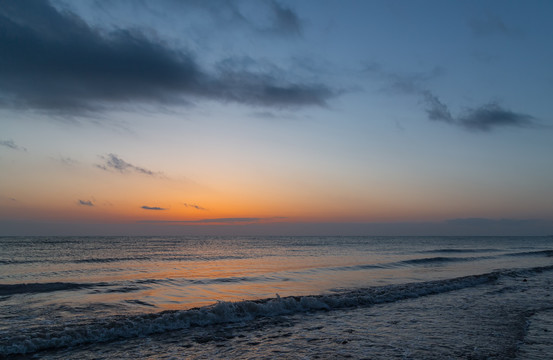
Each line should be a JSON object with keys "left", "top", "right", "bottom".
{"left": 1, "top": 0, "right": 553, "bottom": 236}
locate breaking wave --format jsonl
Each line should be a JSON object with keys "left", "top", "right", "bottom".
{"left": 3, "top": 265, "right": 552, "bottom": 356}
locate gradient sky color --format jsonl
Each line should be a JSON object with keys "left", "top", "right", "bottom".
{"left": 1, "top": 0, "right": 553, "bottom": 235}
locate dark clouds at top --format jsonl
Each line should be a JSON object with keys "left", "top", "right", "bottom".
{"left": 0, "top": 0, "right": 335, "bottom": 115}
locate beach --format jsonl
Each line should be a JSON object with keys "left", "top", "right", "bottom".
{"left": 1, "top": 236, "right": 552, "bottom": 359}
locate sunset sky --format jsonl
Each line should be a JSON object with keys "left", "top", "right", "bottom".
{"left": 1, "top": 0, "right": 552, "bottom": 235}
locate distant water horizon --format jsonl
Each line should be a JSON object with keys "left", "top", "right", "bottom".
{"left": 1, "top": 235, "right": 552, "bottom": 358}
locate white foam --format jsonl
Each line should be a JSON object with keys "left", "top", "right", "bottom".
{"left": 2, "top": 265, "right": 552, "bottom": 356}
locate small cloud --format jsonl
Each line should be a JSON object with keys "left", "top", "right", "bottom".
{"left": 138, "top": 217, "right": 287, "bottom": 224}
{"left": 363, "top": 64, "right": 538, "bottom": 133}
{"left": 191, "top": 217, "right": 261, "bottom": 224}
{"left": 0, "top": 139, "right": 27, "bottom": 152}
{"left": 458, "top": 103, "right": 536, "bottom": 132}
{"left": 0, "top": 196, "right": 18, "bottom": 203}
{"left": 423, "top": 94, "right": 537, "bottom": 132}
{"left": 97, "top": 154, "right": 159, "bottom": 176}
{"left": 141, "top": 206, "right": 167, "bottom": 211}
{"left": 78, "top": 200, "right": 94, "bottom": 207}
{"left": 422, "top": 91, "right": 454, "bottom": 124}
{"left": 59, "top": 156, "right": 79, "bottom": 166}
{"left": 250, "top": 111, "right": 302, "bottom": 121}
{"left": 183, "top": 203, "right": 207, "bottom": 211}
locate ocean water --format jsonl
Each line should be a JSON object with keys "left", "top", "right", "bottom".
{"left": 1, "top": 235, "right": 552, "bottom": 359}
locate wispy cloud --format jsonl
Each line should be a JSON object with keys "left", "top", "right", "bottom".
{"left": 183, "top": 203, "right": 207, "bottom": 211}
{"left": 468, "top": 15, "right": 521, "bottom": 38}
{"left": 92, "top": 0, "right": 303, "bottom": 38}
{"left": 139, "top": 217, "right": 286, "bottom": 224}
{"left": 0, "top": 0, "right": 336, "bottom": 115}
{"left": 78, "top": 200, "right": 94, "bottom": 207}
{"left": 421, "top": 90, "right": 454, "bottom": 124}
{"left": 186, "top": 217, "right": 260, "bottom": 224}
{"left": 58, "top": 156, "right": 79, "bottom": 166}
{"left": 97, "top": 154, "right": 158, "bottom": 176}
{"left": 0, "top": 139, "right": 27, "bottom": 152}
{"left": 423, "top": 95, "right": 536, "bottom": 132}
{"left": 266, "top": 1, "right": 302, "bottom": 36}
{"left": 141, "top": 206, "right": 167, "bottom": 211}
{"left": 365, "top": 64, "right": 538, "bottom": 132}
{"left": 0, "top": 196, "right": 18, "bottom": 203}
{"left": 363, "top": 62, "right": 443, "bottom": 96}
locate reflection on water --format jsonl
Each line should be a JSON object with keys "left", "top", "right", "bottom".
{"left": 1, "top": 236, "right": 553, "bottom": 358}
{"left": 1, "top": 236, "right": 552, "bottom": 313}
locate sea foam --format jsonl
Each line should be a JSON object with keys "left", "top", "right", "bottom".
{"left": 5, "top": 266, "right": 550, "bottom": 356}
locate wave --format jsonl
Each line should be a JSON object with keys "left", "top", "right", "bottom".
{"left": 0, "top": 258, "right": 54, "bottom": 265}
{"left": 3, "top": 265, "right": 552, "bottom": 356}
{"left": 0, "top": 255, "right": 247, "bottom": 266}
{"left": 398, "top": 249, "right": 553, "bottom": 266}
{"left": 421, "top": 248, "right": 500, "bottom": 254}
{"left": 328, "top": 255, "right": 489, "bottom": 271}
{"left": 399, "top": 256, "right": 482, "bottom": 265}
{"left": 0, "top": 276, "right": 281, "bottom": 297}
{"left": 73, "top": 256, "right": 152, "bottom": 263}
{"left": 0, "top": 280, "right": 159, "bottom": 297}
{"left": 0, "top": 256, "right": 151, "bottom": 265}
{"left": 0, "top": 282, "right": 99, "bottom": 296}
{"left": 507, "top": 250, "right": 553, "bottom": 257}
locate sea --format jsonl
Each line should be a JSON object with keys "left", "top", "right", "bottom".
{"left": 1, "top": 235, "right": 552, "bottom": 359}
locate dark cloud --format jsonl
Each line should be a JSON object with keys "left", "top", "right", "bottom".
{"left": 78, "top": 200, "right": 94, "bottom": 207}
{"left": 139, "top": 217, "right": 262, "bottom": 223}
{"left": 423, "top": 95, "right": 537, "bottom": 132}
{"left": 183, "top": 203, "right": 207, "bottom": 211}
{"left": 0, "top": 0, "right": 335, "bottom": 115}
{"left": 191, "top": 217, "right": 260, "bottom": 223}
{"left": 422, "top": 91, "right": 454, "bottom": 124}
{"left": 141, "top": 206, "right": 167, "bottom": 211}
{"left": 457, "top": 103, "right": 536, "bottom": 132}
{"left": 0, "top": 139, "right": 27, "bottom": 152}
{"left": 364, "top": 64, "right": 538, "bottom": 132}
{"left": 89, "top": 0, "right": 302, "bottom": 37}
{"left": 97, "top": 154, "right": 157, "bottom": 176}
{"left": 269, "top": 1, "right": 302, "bottom": 36}
{"left": 139, "top": 217, "right": 288, "bottom": 224}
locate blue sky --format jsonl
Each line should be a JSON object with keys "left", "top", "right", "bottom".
{"left": 1, "top": 0, "right": 552, "bottom": 235}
